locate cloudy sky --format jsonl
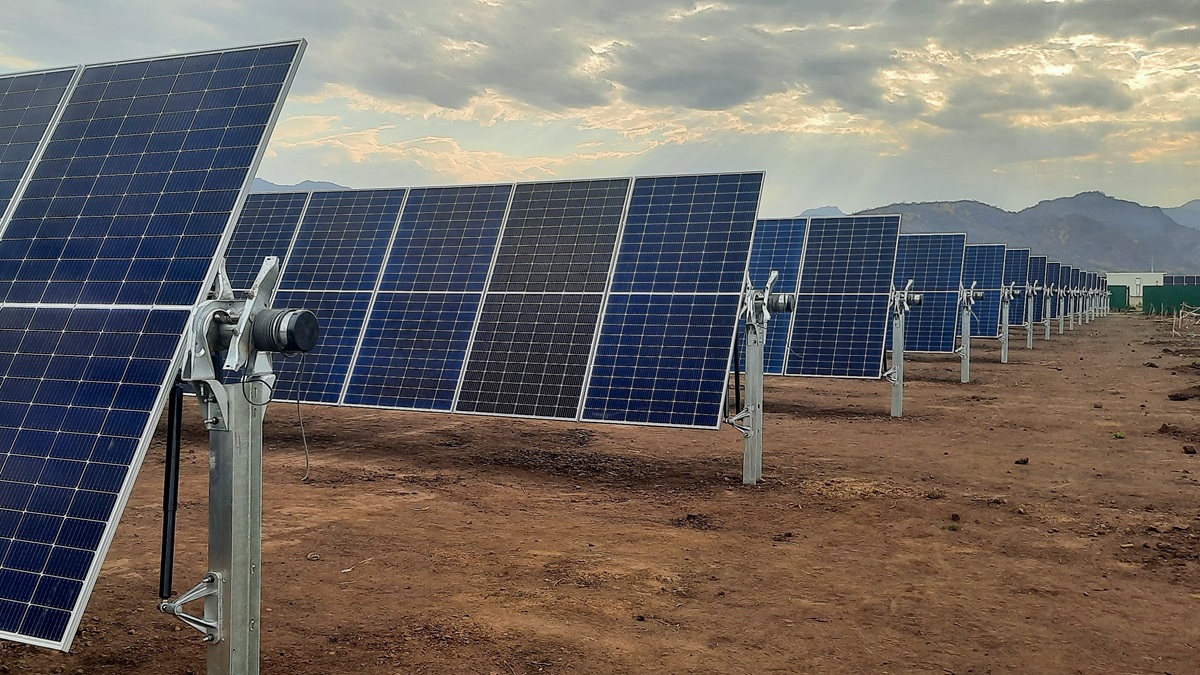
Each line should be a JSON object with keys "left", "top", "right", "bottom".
{"left": 1, "top": 0, "right": 1196, "bottom": 215}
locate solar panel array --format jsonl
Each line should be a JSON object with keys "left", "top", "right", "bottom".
{"left": 1003, "top": 248, "right": 1030, "bottom": 326}
{"left": 783, "top": 215, "right": 902, "bottom": 378}
{"left": 1028, "top": 255, "right": 1048, "bottom": 323}
{"left": 960, "top": 244, "right": 1005, "bottom": 338}
{"left": 886, "top": 233, "right": 966, "bottom": 353}
{"left": 0, "top": 42, "right": 303, "bottom": 651}
{"left": 226, "top": 172, "right": 763, "bottom": 429}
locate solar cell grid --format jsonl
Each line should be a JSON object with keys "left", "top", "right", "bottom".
{"left": 280, "top": 189, "right": 406, "bottom": 292}
{"left": 583, "top": 172, "right": 761, "bottom": 427}
{"left": 224, "top": 191, "right": 307, "bottom": 290}
{"left": 1045, "top": 261, "right": 1061, "bottom": 319}
{"left": 0, "top": 41, "right": 303, "bottom": 651}
{"left": 454, "top": 178, "right": 630, "bottom": 419}
{"left": 0, "top": 68, "right": 77, "bottom": 221}
{"left": 1003, "top": 248, "right": 1030, "bottom": 326}
{"left": 960, "top": 244, "right": 1005, "bottom": 338}
{"left": 343, "top": 184, "right": 512, "bottom": 410}
{"left": 888, "top": 233, "right": 966, "bottom": 353}
{"left": 783, "top": 214, "right": 901, "bottom": 378}
{"left": 1028, "top": 255, "right": 1048, "bottom": 323}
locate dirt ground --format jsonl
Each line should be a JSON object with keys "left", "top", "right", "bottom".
{"left": 5, "top": 311, "right": 1200, "bottom": 674}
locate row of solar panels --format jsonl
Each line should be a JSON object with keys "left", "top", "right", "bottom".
{"left": 743, "top": 221, "right": 1106, "bottom": 379}
{"left": 1163, "top": 275, "right": 1200, "bottom": 285}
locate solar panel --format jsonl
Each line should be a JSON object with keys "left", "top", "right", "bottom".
{"left": 343, "top": 184, "right": 512, "bottom": 411}
{"left": 224, "top": 191, "right": 308, "bottom": 290}
{"left": 887, "top": 233, "right": 967, "bottom": 353}
{"left": 784, "top": 215, "right": 902, "bottom": 378}
{"left": 455, "top": 178, "right": 629, "bottom": 419}
{"left": 1059, "top": 265, "right": 1072, "bottom": 291}
{"left": 1028, "top": 255, "right": 1048, "bottom": 323}
{"left": 1070, "top": 267, "right": 1082, "bottom": 291}
{"left": 961, "top": 244, "right": 1005, "bottom": 338}
{"left": 581, "top": 172, "right": 760, "bottom": 427}
{"left": 0, "top": 41, "right": 303, "bottom": 651}
{"left": 0, "top": 68, "right": 78, "bottom": 221}
{"left": 272, "top": 189, "right": 407, "bottom": 404}
{"left": 1003, "top": 248, "right": 1030, "bottom": 326}
{"left": 744, "top": 218, "right": 807, "bottom": 374}
{"left": 1045, "top": 261, "right": 1061, "bottom": 319}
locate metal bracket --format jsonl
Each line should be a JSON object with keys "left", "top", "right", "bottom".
{"left": 159, "top": 572, "right": 223, "bottom": 644}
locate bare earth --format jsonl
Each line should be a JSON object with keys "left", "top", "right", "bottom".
{"left": 5, "top": 312, "right": 1200, "bottom": 674}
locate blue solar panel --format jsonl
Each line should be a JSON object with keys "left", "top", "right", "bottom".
{"left": 0, "top": 68, "right": 77, "bottom": 221}
{"left": 456, "top": 179, "right": 629, "bottom": 419}
{"left": 344, "top": 184, "right": 512, "bottom": 410}
{"left": 0, "top": 42, "right": 302, "bottom": 651}
{"left": 224, "top": 191, "right": 308, "bottom": 290}
{"left": 783, "top": 215, "right": 901, "bottom": 378}
{"left": 1045, "top": 261, "right": 1061, "bottom": 319}
{"left": 1028, "top": 255, "right": 1047, "bottom": 323}
{"left": 888, "top": 233, "right": 966, "bottom": 353}
{"left": 273, "top": 189, "right": 406, "bottom": 404}
{"left": 582, "top": 172, "right": 761, "bottom": 427}
{"left": 745, "top": 218, "right": 807, "bottom": 374}
{"left": 0, "top": 45, "right": 300, "bottom": 308}
{"left": 1070, "top": 268, "right": 1082, "bottom": 290}
{"left": 1003, "top": 249, "right": 1030, "bottom": 326}
{"left": 961, "top": 244, "right": 1005, "bottom": 338}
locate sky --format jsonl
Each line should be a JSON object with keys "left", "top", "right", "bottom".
{"left": 0, "top": 0, "right": 1196, "bottom": 216}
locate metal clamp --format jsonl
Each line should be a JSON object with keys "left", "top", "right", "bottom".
{"left": 159, "top": 572, "right": 223, "bottom": 644}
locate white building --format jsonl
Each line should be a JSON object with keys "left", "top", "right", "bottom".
{"left": 1104, "top": 272, "right": 1163, "bottom": 305}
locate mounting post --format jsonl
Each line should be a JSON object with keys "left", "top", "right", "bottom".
{"left": 163, "top": 257, "right": 318, "bottom": 675}
{"left": 1000, "top": 283, "right": 1016, "bottom": 364}
{"left": 1058, "top": 291, "right": 1066, "bottom": 334}
{"left": 1043, "top": 286, "right": 1052, "bottom": 340}
{"left": 957, "top": 283, "right": 981, "bottom": 384}
{"left": 729, "top": 272, "right": 794, "bottom": 486}
{"left": 1025, "top": 282, "right": 1038, "bottom": 349}
{"left": 888, "top": 281, "right": 922, "bottom": 418}
{"left": 1069, "top": 291, "right": 1076, "bottom": 330}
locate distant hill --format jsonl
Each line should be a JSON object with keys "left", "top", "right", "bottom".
{"left": 252, "top": 178, "right": 348, "bottom": 193}
{"left": 854, "top": 192, "right": 1200, "bottom": 274}
{"left": 799, "top": 206, "right": 845, "bottom": 217}
{"left": 1164, "top": 199, "right": 1200, "bottom": 231}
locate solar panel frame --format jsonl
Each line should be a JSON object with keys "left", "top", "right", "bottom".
{"left": 888, "top": 232, "right": 967, "bottom": 354}
{"left": 783, "top": 214, "right": 902, "bottom": 379}
{"left": 960, "top": 244, "right": 1006, "bottom": 338}
{"left": 0, "top": 40, "right": 304, "bottom": 651}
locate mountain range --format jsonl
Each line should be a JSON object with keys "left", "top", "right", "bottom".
{"left": 251, "top": 179, "right": 1198, "bottom": 274}
{"left": 841, "top": 193, "right": 1200, "bottom": 274}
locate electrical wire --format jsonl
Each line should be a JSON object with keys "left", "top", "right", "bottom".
{"left": 279, "top": 351, "right": 312, "bottom": 482}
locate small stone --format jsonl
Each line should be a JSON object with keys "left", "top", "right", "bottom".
{"left": 306, "top": 552, "right": 320, "bottom": 561}
{"left": 1014, "top": 457, "right": 1029, "bottom": 465}
{"left": 635, "top": 615, "right": 646, "bottom": 621}
{"left": 951, "top": 513, "right": 961, "bottom": 522}
{"left": 1093, "top": 402, "right": 1103, "bottom": 409}
{"left": 1185, "top": 445, "right": 1197, "bottom": 455}
{"left": 1144, "top": 361, "right": 1159, "bottom": 368}
{"left": 1017, "top": 507, "right": 1027, "bottom": 515}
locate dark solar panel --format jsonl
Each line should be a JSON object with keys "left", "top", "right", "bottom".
{"left": 455, "top": 179, "right": 628, "bottom": 418}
